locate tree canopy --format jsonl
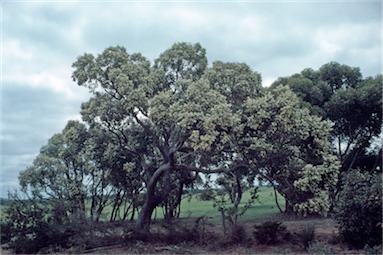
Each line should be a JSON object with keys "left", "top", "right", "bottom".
{"left": 271, "top": 63, "right": 382, "bottom": 176}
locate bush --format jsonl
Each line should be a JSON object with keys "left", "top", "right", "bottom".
{"left": 2, "top": 194, "right": 93, "bottom": 253}
{"left": 0, "top": 220, "right": 12, "bottom": 244}
{"left": 253, "top": 221, "right": 290, "bottom": 245}
{"left": 193, "top": 216, "right": 215, "bottom": 245}
{"left": 334, "top": 170, "right": 382, "bottom": 248}
{"left": 228, "top": 224, "right": 248, "bottom": 245}
{"left": 307, "top": 241, "right": 334, "bottom": 255}
{"left": 300, "top": 224, "right": 315, "bottom": 249}
{"left": 364, "top": 244, "right": 383, "bottom": 255}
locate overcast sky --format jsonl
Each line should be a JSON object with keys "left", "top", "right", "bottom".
{"left": 1, "top": 0, "right": 381, "bottom": 197}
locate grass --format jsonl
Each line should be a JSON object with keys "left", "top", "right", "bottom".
{"left": 152, "top": 186, "right": 285, "bottom": 222}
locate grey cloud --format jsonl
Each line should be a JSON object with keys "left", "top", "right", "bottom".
{"left": 1, "top": 83, "right": 87, "bottom": 197}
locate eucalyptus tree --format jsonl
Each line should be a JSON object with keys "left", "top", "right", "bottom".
{"left": 19, "top": 120, "right": 89, "bottom": 221}
{"left": 84, "top": 125, "right": 144, "bottom": 222}
{"left": 72, "top": 43, "right": 240, "bottom": 231}
{"left": 72, "top": 43, "right": 340, "bottom": 231}
{"left": 271, "top": 64, "right": 382, "bottom": 175}
{"left": 239, "top": 86, "right": 339, "bottom": 215}
{"left": 325, "top": 75, "right": 382, "bottom": 172}
{"left": 319, "top": 61, "right": 362, "bottom": 91}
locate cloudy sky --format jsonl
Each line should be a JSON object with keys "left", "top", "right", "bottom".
{"left": 1, "top": 0, "right": 381, "bottom": 197}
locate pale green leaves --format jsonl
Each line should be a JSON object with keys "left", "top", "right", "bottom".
{"left": 293, "top": 155, "right": 340, "bottom": 216}
{"left": 72, "top": 46, "right": 151, "bottom": 114}
{"left": 149, "top": 90, "right": 177, "bottom": 128}
{"left": 154, "top": 42, "right": 207, "bottom": 84}
{"left": 240, "top": 85, "right": 339, "bottom": 216}
{"left": 71, "top": 44, "right": 341, "bottom": 219}
{"left": 150, "top": 79, "right": 239, "bottom": 152}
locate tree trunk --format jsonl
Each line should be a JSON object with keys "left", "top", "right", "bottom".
{"left": 136, "top": 197, "right": 157, "bottom": 232}
{"left": 284, "top": 199, "right": 294, "bottom": 213}
{"left": 136, "top": 163, "right": 171, "bottom": 232}
{"left": 220, "top": 207, "right": 227, "bottom": 237}
{"left": 273, "top": 186, "right": 283, "bottom": 213}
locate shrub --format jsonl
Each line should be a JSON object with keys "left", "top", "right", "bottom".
{"left": 334, "top": 170, "right": 382, "bottom": 248}
{"left": 2, "top": 193, "right": 93, "bottom": 253}
{"left": 307, "top": 241, "right": 334, "bottom": 255}
{"left": 0, "top": 220, "right": 12, "bottom": 244}
{"left": 300, "top": 224, "right": 315, "bottom": 249}
{"left": 228, "top": 224, "right": 248, "bottom": 245}
{"left": 193, "top": 216, "right": 215, "bottom": 245}
{"left": 165, "top": 226, "right": 198, "bottom": 244}
{"left": 253, "top": 221, "right": 290, "bottom": 245}
{"left": 364, "top": 244, "right": 383, "bottom": 255}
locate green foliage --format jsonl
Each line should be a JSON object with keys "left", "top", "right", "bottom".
{"left": 1, "top": 193, "right": 79, "bottom": 253}
{"left": 199, "top": 171, "right": 258, "bottom": 237}
{"left": 154, "top": 42, "right": 207, "bottom": 84}
{"left": 319, "top": 61, "right": 362, "bottom": 90}
{"left": 270, "top": 63, "right": 382, "bottom": 213}
{"left": 204, "top": 61, "right": 262, "bottom": 110}
{"left": 334, "top": 169, "right": 382, "bottom": 248}
{"left": 2, "top": 192, "right": 129, "bottom": 253}
{"left": 253, "top": 221, "right": 290, "bottom": 245}
{"left": 272, "top": 65, "right": 381, "bottom": 172}
{"left": 242, "top": 85, "right": 339, "bottom": 216}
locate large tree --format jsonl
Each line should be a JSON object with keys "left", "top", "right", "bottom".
{"left": 271, "top": 63, "right": 382, "bottom": 211}
{"left": 71, "top": 43, "right": 340, "bottom": 230}
{"left": 325, "top": 75, "right": 382, "bottom": 172}
{"left": 17, "top": 43, "right": 342, "bottom": 235}
{"left": 272, "top": 64, "right": 382, "bottom": 170}
{"left": 72, "top": 43, "right": 239, "bottom": 231}
{"left": 239, "top": 86, "right": 339, "bottom": 214}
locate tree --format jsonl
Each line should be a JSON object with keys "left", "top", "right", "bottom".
{"left": 200, "top": 169, "right": 258, "bottom": 237}
{"left": 271, "top": 63, "right": 382, "bottom": 208}
{"left": 19, "top": 119, "right": 143, "bottom": 223}
{"left": 204, "top": 61, "right": 262, "bottom": 111}
{"left": 84, "top": 126, "right": 142, "bottom": 222}
{"left": 154, "top": 42, "right": 207, "bottom": 84}
{"left": 325, "top": 75, "right": 382, "bottom": 172}
{"left": 71, "top": 43, "right": 340, "bottom": 231}
{"left": 240, "top": 86, "right": 339, "bottom": 215}
{"left": 19, "top": 120, "right": 89, "bottom": 221}
{"left": 319, "top": 61, "right": 362, "bottom": 91}
{"left": 270, "top": 71, "right": 331, "bottom": 117}
{"left": 72, "top": 43, "right": 239, "bottom": 232}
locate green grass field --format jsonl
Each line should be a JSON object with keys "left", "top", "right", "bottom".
{"left": 152, "top": 186, "right": 285, "bottom": 222}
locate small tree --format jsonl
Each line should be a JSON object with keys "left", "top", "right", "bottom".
{"left": 200, "top": 168, "right": 258, "bottom": 237}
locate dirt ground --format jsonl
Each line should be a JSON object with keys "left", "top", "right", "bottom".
{"left": 0, "top": 215, "right": 371, "bottom": 254}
